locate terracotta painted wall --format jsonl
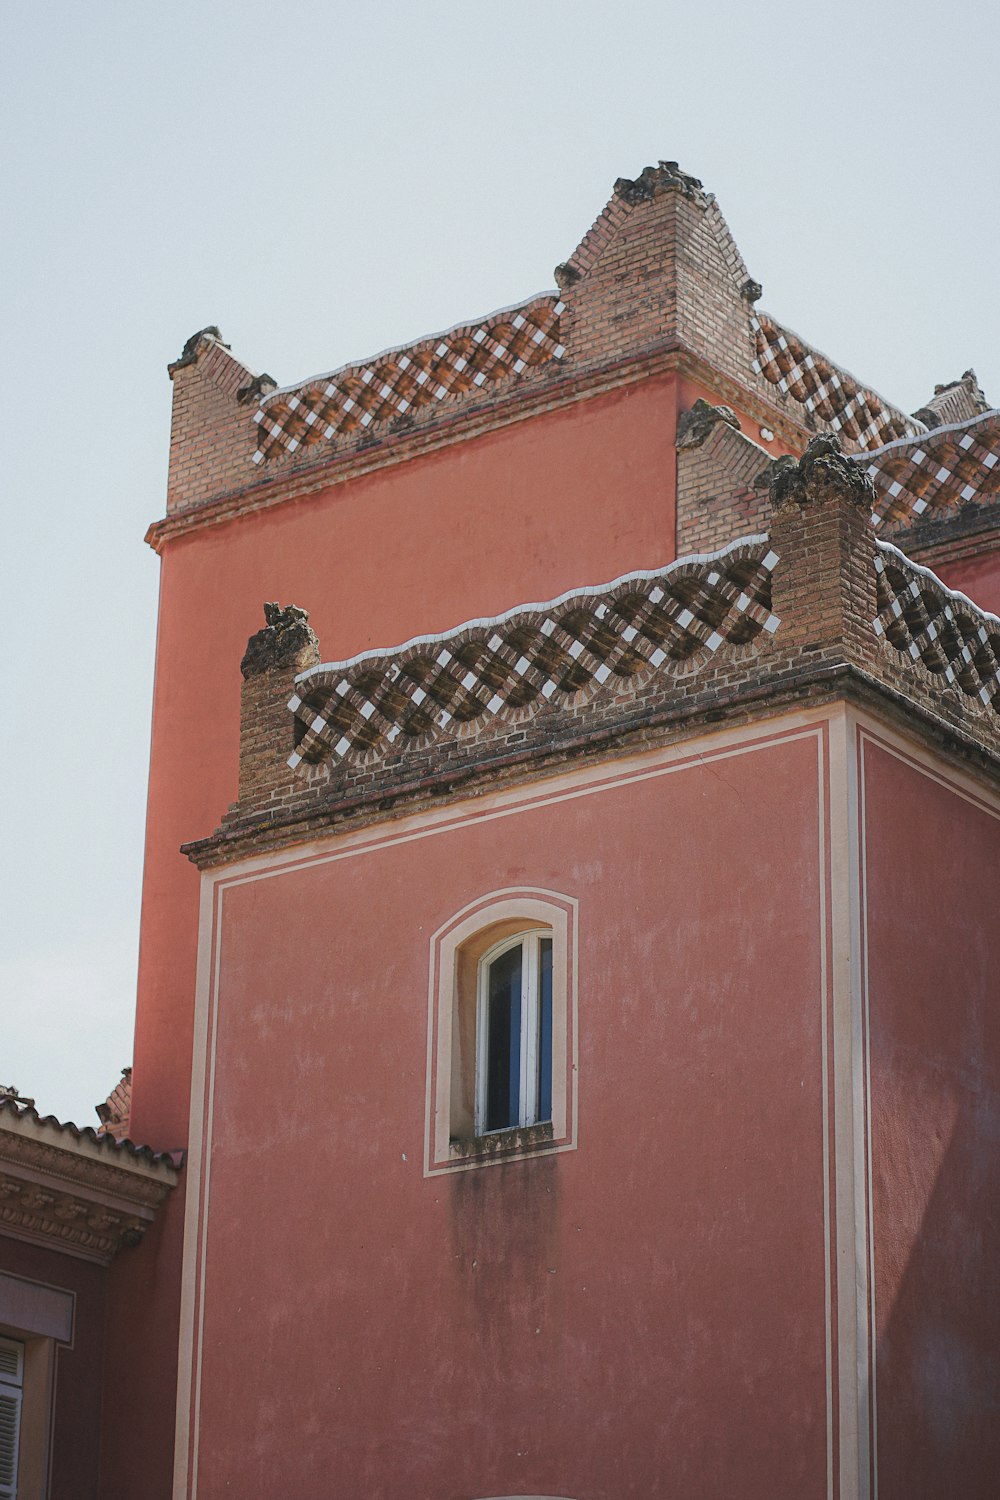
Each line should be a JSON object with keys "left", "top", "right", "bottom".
{"left": 0, "top": 1238, "right": 107, "bottom": 1499}
{"left": 104, "top": 378, "right": 682, "bottom": 1496}
{"left": 182, "top": 724, "right": 835, "bottom": 1499}
{"left": 931, "top": 549, "right": 1000, "bottom": 619}
{"left": 860, "top": 731, "right": 1000, "bottom": 1498}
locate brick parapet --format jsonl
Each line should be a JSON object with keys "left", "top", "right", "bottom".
{"left": 237, "top": 605, "right": 320, "bottom": 808}
{"left": 156, "top": 164, "right": 947, "bottom": 549}
{"left": 148, "top": 345, "right": 816, "bottom": 555}
{"left": 249, "top": 294, "right": 565, "bottom": 472}
{"left": 167, "top": 330, "right": 269, "bottom": 513}
{"left": 189, "top": 653, "right": 1000, "bottom": 872}
{"left": 867, "top": 409, "right": 1000, "bottom": 538}
{"left": 156, "top": 164, "right": 833, "bottom": 542}
{"left": 186, "top": 438, "right": 1000, "bottom": 869}
{"left": 558, "top": 165, "right": 857, "bottom": 443}
{"left": 768, "top": 444, "right": 879, "bottom": 664}
{"left": 913, "top": 370, "right": 990, "bottom": 430}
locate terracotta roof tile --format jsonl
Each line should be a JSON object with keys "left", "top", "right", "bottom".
{"left": 0, "top": 1093, "right": 176, "bottom": 1168}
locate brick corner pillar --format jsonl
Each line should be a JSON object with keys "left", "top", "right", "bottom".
{"left": 238, "top": 603, "right": 321, "bottom": 812}
{"left": 554, "top": 160, "right": 762, "bottom": 389}
{"left": 165, "top": 326, "right": 276, "bottom": 513}
{"left": 767, "top": 434, "right": 878, "bottom": 668}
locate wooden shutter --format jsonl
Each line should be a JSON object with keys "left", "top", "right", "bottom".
{"left": 0, "top": 1336, "right": 23, "bottom": 1500}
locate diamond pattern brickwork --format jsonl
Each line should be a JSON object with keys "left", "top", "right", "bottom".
{"left": 751, "top": 310, "right": 920, "bottom": 451}
{"left": 866, "top": 411, "right": 1000, "bottom": 529}
{"left": 252, "top": 295, "right": 564, "bottom": 464}
{"left": 874, "top": 541, "right": 1000, "bottom": 713}
{"left": 287, "top": 537, "right": 780, "bottom": 772}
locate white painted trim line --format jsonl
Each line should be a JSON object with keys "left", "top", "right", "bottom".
{"left": 295, "top": 534, "right": 772, "bottom": 681}
{"left": 754, "top": 309, "right": 923, "bottom": 438}
{"left": 172, "top": 874, "right": 221, "bottom": 1500}
{"left": 865, "top": 406, "right": 999, "bottom": 461}
{"left": 874, "top": 539, "right": 1000, "bottom": 630}
{"left": 827, "top": 706, "right": 872, "bottom": 1499}
{"left": 258, "top": 290, "right": 562, "bottom": 405}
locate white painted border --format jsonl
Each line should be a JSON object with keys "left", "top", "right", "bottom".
{"left": 423, "top": 889, "right": 578, "bottom": 1175}
{"left": 259, "top": 290, "right": 562, "bottom": 405}
{"left": 875, "top": 539, "right": 1000, "bottom": 629}
{"left": 174, "top": 708, "right": 837, "bottom": 1498}
{"left": 828, "top": 706, "right": 871, "bottom": 1499}
{"left": 864, "top": 406, "right": 999, "bottom": 463}
{"left": 172, "top": 874, "right": 221, "bottom": 1500}
{"left": 851, "top": 711, "right": 1000, "bottom": 1500}
{"left": 294, "top": 533, "right": 771, "bottom": 681}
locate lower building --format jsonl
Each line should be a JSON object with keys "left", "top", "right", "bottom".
{"left": 0, "top": 1092, "right": 177, "bottom": 1496}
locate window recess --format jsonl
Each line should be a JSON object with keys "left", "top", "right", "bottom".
{"left": 425, "top": 888, "right": 577, "bottom": 1175}
{"left": 477, "top": 931, "right": 553, "bottom": 1135}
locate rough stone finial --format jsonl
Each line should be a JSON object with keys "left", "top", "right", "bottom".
{"left": 614, "top": 160, "right": 705, "bottom": 206}
{"left": 765, "top": 435, "right": 875, "bottom": 513}
{"left": 676, "top": 399, "right": 741, "bottom": 450}
{"left": 241, "top": 603, "right": 320, "bottom": 679}
{"left": 912, "top": 368, "right": 991, "bottom": 428}
{"left": 938, "top": 368, "right": 987, "bottom": 403}
{"left": 237, "top": 373, "right": 279, "bottom": 405}
{"left": 169, "top": 326, "right": 229, "bottom": 373}
{"left": 0, "top": 1086, "right": 35, "bottom": 1108}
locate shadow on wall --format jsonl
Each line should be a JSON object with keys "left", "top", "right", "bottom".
{"left": 874, "top": 1064, "right": 1000, "bottom": 1498}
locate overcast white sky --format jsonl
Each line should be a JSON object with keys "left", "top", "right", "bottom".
{"left": 3, "top": 0, "right": 999, "bottom": 1129}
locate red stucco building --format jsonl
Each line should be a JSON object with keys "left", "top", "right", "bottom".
{"left": 6, "top": 160, "right": 1000, "bottom": 1498}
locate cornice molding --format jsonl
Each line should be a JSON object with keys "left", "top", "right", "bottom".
{"left": 185, "top": 658, "right": 1000, "bottom": 874}
{"left": 0, "top": 1115, "right": 179, "bottom": 1265}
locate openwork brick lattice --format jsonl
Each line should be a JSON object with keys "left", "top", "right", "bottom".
{"left": 874, "top": 541, "right": 1000, "bottom": 712}
{"left": 751, "top": 311, "right": 920, "bottom": 450}
{"left": 252, "top": 295, "right": 564, "bottom": 464}
{"left": 287, "top": 537, "right": 780, "bottom": 771}
{"left": 866, "top": 410, "right": 1000, "bottom": 528}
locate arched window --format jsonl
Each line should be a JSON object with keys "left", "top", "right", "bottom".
{"left": 425, "top": 889, "right": 578, "bottom": 1174}
{"left": 477, "top": 930, "right": 553, "bottom": 1135}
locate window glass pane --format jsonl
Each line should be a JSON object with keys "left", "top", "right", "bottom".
{"left": 486, "top": 945, "right": 522, "bottom": 1131}
{"left": 537, "top": 938, "right": 553, "bottom": 1123}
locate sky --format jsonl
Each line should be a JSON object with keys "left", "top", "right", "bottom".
{"left": 3, "top": 0, "right": 999, "bottom": 1128}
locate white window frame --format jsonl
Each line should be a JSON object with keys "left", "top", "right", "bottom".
{"left": 475, "top": 930, "right": 551, "bottom": 1136}
{"left": 0, "top": 1335, "right": 23, "bottom": 1500}
{"left": 425, "top": 887, "right": 578, "bottom": 1175}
